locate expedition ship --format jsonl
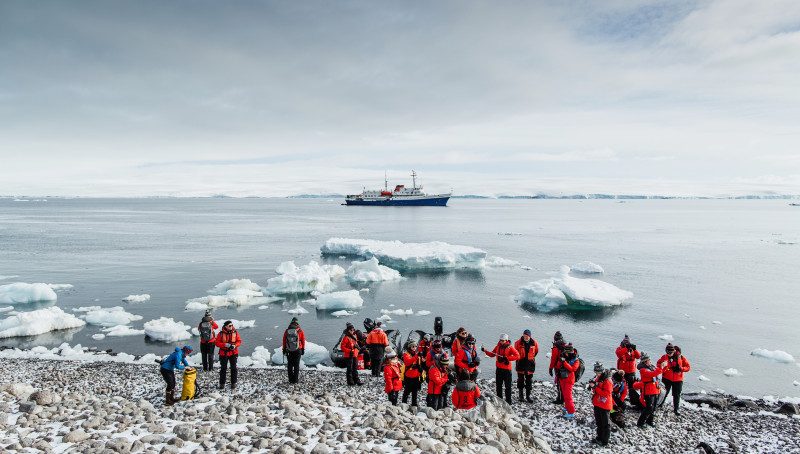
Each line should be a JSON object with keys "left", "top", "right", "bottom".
{"left": 345, "top": 171, "right": 451, "bottom": 206}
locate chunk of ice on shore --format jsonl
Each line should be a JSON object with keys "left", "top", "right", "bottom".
{"left": 515, "top": 267, "right": 632, "bottom": 312}
{"left": 0, "top": 307, "right": 85, "bottom": 338}
{"left": 380, "top": 308, "right": 413, "bottom": 316}
{"left": 345, "top": 258, "right": 402, "bottom": 282}
{"left": 249, "top": 346, "right": 272, "bottom": 367}
{"left": 0, "top": 282, "right": 58, "bottom": 304}
{"left": 81, "top": 307, "right": 143, "bottom": 327}
{"left": 266, "top": 261, "right": 345, "bottom": 294}
{"left": 47, "top": 284, "right": 74, "bottom": 291}
{"left": 123, "top": 294, "right": 150, "bottom": 303}
{"left": 314, "top": 290, "right": 363, "bottom": 311}
{"left": 569, "top": 261, "right": 604, "bottom": 274}
{"left": 321, "top": 238, "right": 488, "bottom": 270}
{"left": 658, "top": 334, "right": 674, "bottom": 341}
{"left": 143, "top": 317, "right": 192, "bottom": 342}
{"left": 303, "top": 342, "right": 329, "bottom": 365}
{"left": 750, "top": 349, "right": 796, "bottom": 364}
{"left": 723, "top": 368, "right": 743, "bottom": 377}
{"left": 103, "top": 325, "right": 145, "bottom": 337}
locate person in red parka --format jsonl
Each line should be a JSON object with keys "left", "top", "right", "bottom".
{"left": 482, "top": 333, "right": 520, "bottom": 404}
{"left": 366, "top": 321, "right": 390, "bottom": 377}
{"left": 636, "top": 353, "right": 664, "bottom": 428}
{"left": 556, "top": 342, "right": 580, "bottom": 419}
{"left": 427, "top": 352, "right": 451, "bottom": 410}
{"left": 340, "top": 323, "right": 363, "bottom": 386}
{"left": 383, "top": 349, "right": 403, "bottom": 405}
{"left": 658, "top": 343, "right": 691, "bottom": 415}
{"left": 198, "top": 310, "right": 219, "bottom": 371}
{"left": 548, "top": 331, "right": 566, "bottom": 404}
{"left": 426, "top": 339, "right": 444, "bottom": 370}
{"left": 610, "top": 369, "right": 628, "bottom": 428}
{"left": 215, "top": 320, "right": 242, "bottom": 390}
{"left": 514, "top": 329, "right": 539, "bottom": 403}
{"left": 402, "top": 341, "right": 424, "bottom": 406}
{"left": 452, "top": 370, "right": 482, "bottom": 410}
{"left": 282, "top": 317, "right": 306, "bottom": 384}
{"left": 614, "top": 334, "right": 640, "bottom": 403}
{"left": 588, "top": 362, "right": 613, "bottom": 446}
{"left": 451, "top": 327, "right": 468, "bottom": 357}
{"left": 454, "top": 335, "right": 480, "bottom": 380}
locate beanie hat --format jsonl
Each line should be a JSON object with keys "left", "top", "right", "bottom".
{"left": 385, "top": 348, "right": 397, "bottom": 359}
{"left": 346, "top": 322, "right": 355, "bottom": 330}
{"left": 291, "top": 317, "right": 299, "bottom": 323}
{"left": 182, "top": 345, "right": 193, "bottom": 352}
{"left": 554, "top": 331, "right": 563, "bottom": 342}
{"left": 375, "top": 321, "right": 382, "bottom": 328}
{"left": 563, "top": 343, "right": 574, "bottom": 354}
{"left": 593, "top": 361, "right": 604, "bottom": 374}
{"left": 665, "top": 343, "right": 675, "bottom": 354}
{"left": 406, "top": 341, "right": 418, "bottom": 350}
{"left": 640, "top": 352, "right": 650, "bottom": 363}
{"left": 204, "top": 309, "right": 212, "bottom": 317}
{"left": 222, "top": 320, "right": 233, "bottom": 328}
{"left": 499, "top": 333, "right": 510, "bottom": 342}
{"left": 523, "top": 329, "right": 532, "bottom": 336}
{"left": 466, "top": 335, "right": 476, "bottom": 344}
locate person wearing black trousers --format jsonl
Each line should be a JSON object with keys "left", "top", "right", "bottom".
{"left": 282, "top": 317, "right": 306, "bottom": 384}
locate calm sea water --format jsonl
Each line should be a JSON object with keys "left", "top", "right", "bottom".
{"left": 1, "top": 198, "right": 798, "bottom": 397}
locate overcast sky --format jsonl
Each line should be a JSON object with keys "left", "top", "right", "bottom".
{"left": 1, "top": 0, "right": 799, "bottom": 197}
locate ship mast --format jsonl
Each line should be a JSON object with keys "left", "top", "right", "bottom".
{"left": 384, "top": 171, "right": 388, "bottom": 191}
{"left": 411, "top": 170, "right": 417, "bottom": 189}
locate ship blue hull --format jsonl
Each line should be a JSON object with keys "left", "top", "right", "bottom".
{"left": 345, "top": 197, "right": 450, "bottom": 206}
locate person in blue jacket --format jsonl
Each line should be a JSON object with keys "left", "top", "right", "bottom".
{"left": 161, "top": 345, "right": 193, "bottom": 405}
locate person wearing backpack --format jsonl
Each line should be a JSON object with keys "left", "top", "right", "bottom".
{"left": 215, "top": 321, "right": 242, "bottom": 390}
{"left": 427, "top": 352, "right": 451, "bottom": 410}
{"left": 402, "top": 340, "right": 424, "bottom": 407}
{"left": 341, "top": 323, "right": 363, "bottom": 386}
{"left": 556, "top": 342, "right": 580, "bottom": 419}
{"left": 481, "top": 333, "right": 520, "bottom": 404}
{"left": 657, "top": 344, "right": 691, "bottom": 415}
{"left": 614, "top": 334, "right": 640, "bottom": 404}
{"left": 282, "top": 317, "right": 306, "bottom": 384}
{"left": 452, "top": 370, "right": 482, "bottom": 410}
{"left": 548, "top": 331, "right": 566, "bottom": 404}
{"left": 610, "top": 369, "right": 628, "bottom": 429}
{"left": 383, "top": 349, "right": 403, "bottom": 405}
{"left": 198, "top": 310, "right": 219, "bottom": 372}
{"left": 636, "top": 353, "right": 664, "bottom": 428}
{"left": 366, "top": 321, "right": 390, "bottom": 377}
{"left": 514, "top": 329, "right": 539, "bottom": 403}
{"left": 588, "top": 362, "right": 613, "bottom": 447}
{"left": 160, "top": 345, "right": 193, "bottom": 406}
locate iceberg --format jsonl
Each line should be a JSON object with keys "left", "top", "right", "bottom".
{"left": 122, "top": 294, "right": 151, "bottom": 303}
{"left": 92, "top": 333, "right": 105, "bottom": 340}
{"left": 345, "top": 258, "right": 402, "bottom": 282}
{"left": 750, "top": 349, "right": 796, "bottom": 364}
{"left": 315, "top": 290, "right": 364, "bottom": 311}
{"left": 80, "top": 307, "right": 143, "bottom": 327}
{"left": 102, "top": 325, "right": 145, "bottom": 337}
{"left": 0, "top": 307, "right": 85, "bottom": 338}
{"left": 143, "top": 317, "right": 192, "bottom": 342}
{"left": 185, "top": 278, "right": 278, "bottom": 310}
{"left": 321, "top": 238, "right": 488, "bottom": 270}
{"left": 570, "top": 261, "right": 604, "bottom": 274}
{"left": 416, "top": 310, "right": 431, "bottom": 316}
{"left": 515, "top": 267, "right": 632, "bottom": 312}
{"left": 266, "top": 261, "right": 345, "bottom": 294}
{"left": 0, "top": 282, "right": 58, "bottom": 304}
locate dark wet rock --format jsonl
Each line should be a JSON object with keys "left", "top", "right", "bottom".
{"left": 682, "top": 393, "right": 728, "bottom": 409}
{"left": 774, "top": 402, "right": 800, "bottom": 415}
{"left": 732, "top": 399, "right": 759, "bottom": 410}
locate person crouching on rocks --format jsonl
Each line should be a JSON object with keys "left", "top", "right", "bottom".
{"left": 588, "top": 362, "right": 613, "bottom": 447}
{"left": 481, "top": 333, "right": 520, "bottom": 404}
{"left": 402, "top": 341, "right": 424, "bottom": 406}
{"left": 556, "top": 342, "right": 580, "bottom": 420}
{"left": 427, "top": 352, "right": 451, "bottom": 410}
{"left": 366, "top": 321, "right": 389, "bottom": 377}
{"left": 215, "top": 321, "right": 241, "bottom": 390}
{"left": 282, "top": 317, "right": 306, "bottom": 384}
{"left": 160, "top": 345, "right": 193, "bottom": 406}
{"left": 658, "top": 343, "right": 690, "bottom": 415}
{"left": 610, "top": 369, "right": 628, "bottom": 428}
{"left": 198, "top": 310, "right": 218, "bottom": 372}
{"left": 636, "top": 353, "right": 664, "bottom": 428}
{"left": 341, "top": 323, "right": 363, "bottom": 386}
{"left": 383, "top": 349, "right": 402, "bottom": 405}
{"left": 548, "top": 331, "right": 566, "bottom": 404}
{"left": 452, "top": 370, "right": 482, "bottom": 410}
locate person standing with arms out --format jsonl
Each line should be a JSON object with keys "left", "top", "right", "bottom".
{"left": 215, "top": 321, "right": 241, "bottom": 390}
{"left": 548, "top": 331, "right": 566, "bottom": 404}
{"left": 341, "top": 323, "right": 363, "bottom": 386}
{"left": 658, "top": 344, "right": 691, "bottom": 415}
{"left": 427, "top": 352, "right": 450, "bottom": 410}
{"left": 556, "top": 343, "right": 580, "bottom": 419}
{"left": 636, "top": 353, "right": 664, "bottom": 428}
{"left": 482, "top": 333, "right": 520, "bottom": 404}
{"left": 402, "top": 340, "right": 423, "bottom": 406}
{"left": 383, "top": 349, "right": 402, "bottom": 406}
{"left": 366, "top": 321, "right": 389, "bottom": 377}
{"left": 282, "top": 317, "right": 306, "bottom": 384}
{"left": 614, "top": 334, "right": 640, "bottom": 404}
{"left": 514, "top": 329, "right": 539, "bottom": 403}
{"left": 588, "top": 362, "right": 613, "bottom": 447}
{"left": 197, "top": 310, "right": 218, "bottom": 372}
{"left": 160, "top": 345, "right": 193, "bottom": 406}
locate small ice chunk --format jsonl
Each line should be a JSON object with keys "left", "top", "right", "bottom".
{"left": 184, "top": 301, "right": 209, "bottom": 311}
{"left": 569, "top": 261, "right": 604, "bottom": 274}
{"left": 47, "top": 284, "right": 74, "bottom": 291}
{"left": 0, "top": 307, "right": 85, "bottom": 338}
{"left": 287, "top": 304, "right": 309, "bottom": 315}
{"left": 658, "top": 334, "right": 674, "bottom": 341}
{"left": 185, "top": 278, "right": 278, "bottom": 310}
{"left": 331, "top": 310, "right": 354, "bottom": 317}
{"left": 381, "top": 308, "right": 413, "bottom": 316}
{"left": 515, "top": 268, "right": 632, "bottom": 312}
{"left": 377, "top": 314, "right": 392, "bottom": 321}
{"left": 750, "top": 349, "right": 796, "bottom": 364}
{"left": 698, "top": 375, "right": 710, "bottom": 381}
{"left": 360, "top": 288, "right": 370, "bottom": 292}
{"left": 0, "top": 306, "right": 14, "bottom": 313}
{"left": 266, "top": 261, "right": 345, "bottom": 294}
{"left": 0, "top": 275, "right": 20, "bottom": 280}
{"left": 416, "top": 310, "right": 431, "bottom": 316}
{"left": 486, "top": 256, "right": 520, "bottom": 267}
{"left": 321, "top": 238, "right": 489, "bottom": 270}
{"left": 521, "top": 265, "right": 533, "bottom": 271}
{"left": 794, "top": 381, "right": 799, "bottom": 387}
{"left": 345, "top": 258, "right": 402, "bottom": 282}
{"left": 249, "top": 346, "right": 272, "bottom": 367}
{"left": 143, "top": 317, "right": 192, "bottom": 342}
{"left": 103, "top": 325, "right": 145, "bottom": 337}
{"left": 72, "top": 306, "right": 102, "bottom": 313}
{"left": 0, "top": 282, "right": 58, "bottom": 304}
{"left": 258, "top": 305, "right": 269, "bottom": 310}
{"left": 723, "top": 368, "right": 743, "bottom": 377}
{"left": 498, "top": 232, "right": 523, "bottom": 236}
{"left": 81, "top": 306, "right": 143, "bottom": 327}
{"left": 712, "top": 320, "right": 722, "bottom": 325}
{"left": 92, "top": 333, "right": 105, "bottom": 340}
{"left": 122, "top": 294, "right": 151, "bottom": 303}
{"left": 699, "top": 325, "right": 706, "bottom": 330}
{"left": 314, "top": 290, "right": 364, "bottom": 311}
{"left": 303, "top": 342, "right": 329, "bottom": 366}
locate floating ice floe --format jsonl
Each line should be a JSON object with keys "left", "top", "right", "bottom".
{"left": 331, "top": 310, "right": 354, "bottom": 317}
{"left": 345, "top": 258, "right": 402, "bottom": 282}
{"left": 750, "top": 349, "right": 796, "bottom": 364}
{"left": 92, "top": 334, "right": 105, "bottom": 340}
{"left": 416, "top": 310, "right": 431, "bottom": 316}
{"left": 321, "top": 238, "right": 489, "bottom": 270}
{"left": 143, "top": 317, "right": 192, "bottom": 342}
{"left": 380, "top": 308, "right": 413, "bottom": 316}
{"left": 698, "top": 375, "right": 710, "bottom": 381}
{"left": 377, "top": 314, "right": 392, "bottom": 322}
{"left": 712, "top": 320, "right": 722, "bottom": 325}
{"left": 515, "top": 267, "right": 632, "bottom": 312}
{"left": 123, "top": 294, "right": 151, "bottom": 303}
{"left": 658, "top": 334, "right": 675, "bottom": 341}
{"left": 723, "top": 368, "right": 743, "bottom": 377}
{"left": 794, "top": 381, "right": 799, "bottom": 387}
{"left": 185, "top": 278, "right": 279, "bottom": 310}
{"left": 0, "top": 275, "right": 19, "bottom": 281}
{"left": 520, "top": 266, "right": 533, "bottom": 271}
{"left": 699, "top": 325, "right": 707, "bottom": 330}
{"left": 103, "top": 325, "right": 145, "bottom": 337}
{"left": 266, "top": 261, "right": 345, "bottom": 294}
{"left": 227, "top": 319, "right": 255, "bottom": 329}
{"left": 486, "top": 256, "right": 520, "bottom": 267}
{"left": 0, "top": 307, "right": 85, "bottom": 338}
{"left": 80, "top": 306, "right": 143, "bottom": 327}
{"left": 287, "top": 304, "right": 309, "bottom": 315}
{"left": 314, "top": 290, "right": 364, "bottom": 311}
{"left": 498, "top": 232, "right": 524, "bottom": 236}
{"left": 0, "top": 282, "right": 58, "bottom": 304}
{"left": 47, "top": 284, "right": 74, "bottom": 291}
{"left": 0, "top": 306, "right": 14, "bottom": 313}
{"left": 569, "top": 261, "right": 604, "bottom": 274}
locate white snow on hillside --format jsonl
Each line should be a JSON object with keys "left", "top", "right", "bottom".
{"left": 80, "top": 307, "right": 143, "bottom": 327}
{"left": 750, "top": 349, "right": 796, "bottom": 364}
{"left": 143, "top": 317, "right": 191, "bottom": 342}
{"left": 122, "top": 294, "right": 151, "bottom": 303}
{"left": 515, "top": 266, "right": 632, "bottom": 312}
{"left": 345, "top": 258, "right": 402, "bottom": 282}
{"left": 314, "top": 290, "right": 363, "bottom": 311}
{"left": 570, "top": 261, "right": 604, "bottom": 274}
{"left": 321, "top": 238, "right": 488, "bottom": 270}
{"left": 0, "top": 307, "right": 85, "bottom": 338}
{"left": 0, "top": 283, "right": 58, "bottom": 304}
{"left": 266, "top": 261, "right": 345, "bottom": 294}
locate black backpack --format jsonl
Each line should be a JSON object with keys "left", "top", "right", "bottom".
{"left": 574, "top": 357, "right": 586, "bottom": 381}
{"left": 199, "top": 320, "right": 213, "bottom": 342}
{"left": 285, "top": 328, "right": 300, "bottom": 352}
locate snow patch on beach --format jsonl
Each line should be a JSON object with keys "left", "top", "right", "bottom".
{"left": 0, "top": 282, "right": 58, "bottom": 304}
{"left": 345, "top": 258, "right": 402, "bottom": 282}
{"left": 751, "top": 349, "right": 795, "bottom": 364}
{"left": 569, "top": 261, "right": 604, "bottom": 274}
{"left": 80, "top": 306, "right": 143, "bottom": 327}
{"left": 314, "top": 290, "right": 363, "bottom": 311}
{"left": 122, "top": 294, "right": 150, "bottom": 303}
{"left": 321, "top": 238, "right": 488, "bottom": 270}
{"left": 515, "top": 267, "right": 632, "bottom": 312}
{"left": 266, "top": 261, "right": 345, "bottom": 294}
{"left": 0, "top": 307, "right": 85, "bottom": 338}
{"left": 143, "top": 317, "right": 192, "bottom": 342}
